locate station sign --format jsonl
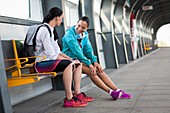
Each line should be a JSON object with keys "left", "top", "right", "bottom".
{"left": 142, "top": 6, "right": 153, "bottom": 10}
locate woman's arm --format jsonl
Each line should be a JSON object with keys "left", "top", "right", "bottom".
{"left": 58, "top": 52, "right": 73, "bottom": 61}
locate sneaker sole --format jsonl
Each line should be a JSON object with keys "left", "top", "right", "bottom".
{"left": 119, "top": 95, "right": 132, "bottom": 99}
{"left": 82, "top": 98, "right": 94, "bottom": 102}
{"left": 87, "top": 99, "right": 94, "bottom": 102}
{"left": 63, "top": 103, "right": 88, "bottom": 108}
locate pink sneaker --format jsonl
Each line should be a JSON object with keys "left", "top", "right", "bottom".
{"left": 74, "top": 92, "right": 94, "bottom": 102}
{"left": 63, "top": 97, "right": 88, "bottom": 107}
{"left": 118, "top": 90, "right": 132, "bottom": 99}
{"left": 110, "top": 90, "right": 122, "bottom": 100}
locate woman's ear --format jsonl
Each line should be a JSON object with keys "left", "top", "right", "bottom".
{"left": 55, "top": 17, "right": 59, "bottom": 21}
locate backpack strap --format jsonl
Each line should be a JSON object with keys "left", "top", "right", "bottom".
{"left": 43, "top": 24, "right": 52, "bottom": 37}
{"left": 33, "top": 24, "right": 52, "bottom": 51}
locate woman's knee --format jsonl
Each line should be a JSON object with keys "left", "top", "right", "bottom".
{"left": 64, "top": 61, "right": 73, "bottom": 71}
{"left": 76, "top": 63, "right": 82, "bottom": 69}
{"left": 68, "top": 63, "right": 74, "bottom": 69}
{"left": 74, "top": 63, "right": 82, "bottom": 72}
{"left": 82, "top": 67, "right": 91, "bottom": 75}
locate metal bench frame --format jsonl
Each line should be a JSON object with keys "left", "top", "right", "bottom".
{"left": 5, "top": 40, "right": 61, "bottom": 87}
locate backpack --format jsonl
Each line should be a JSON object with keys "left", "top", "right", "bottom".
{"left": 23, "top": 24, "right": 52, "bottom": 64}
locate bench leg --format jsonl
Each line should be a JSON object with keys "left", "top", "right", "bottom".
{"left": 51, "top": 75, "right": 74, "bottom": 90}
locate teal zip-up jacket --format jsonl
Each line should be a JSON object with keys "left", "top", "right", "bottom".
{"left": 62, "top": 26, "right": 97, "bottom": 66}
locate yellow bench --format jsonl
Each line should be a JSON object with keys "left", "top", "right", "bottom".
{"left": 4, "top": 40, "right": 62, "bottom": 88}
{"left": 144, "top": 44, "right": 152, "bottom": 51}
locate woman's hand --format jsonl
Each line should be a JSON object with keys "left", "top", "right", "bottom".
{"left": 59, "top": 53, "right": 73, "bottom": 61}
{"left": 89, "top": 64, "right": 96, "bottom": 76}
{"left": 73, "top": 59, "right": 80, "bottom": 64}
{"left": 56, "top": 55, "right": 66, "bottom": 60}
{"left": 93, "top": 62, "right": 103, "bottom": 73}
{"left": 66, "top": 56, "right": 73, "bottom": 61}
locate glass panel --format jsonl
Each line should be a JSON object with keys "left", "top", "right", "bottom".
{"left": 93, "top": 0, "right": 102, "bottom": 14}
{"left": 29, "top": 0, "right": 43, "bottom": 21}
{"left": 67, "top": 0, "right": 79, "bottom": 5}
{"left": 0, "top": 0, "right": 29, "bottom": 19}
{"left": 113, "top": 16, "right": 122, "bottom": 33}
{"left": 99, "top": 52, "right": 106, "bottom": 69}
{"left": 0, "top": 0, "right": 43, "bottom": 21}
{"left": 80, "top": 0, "right": 85, "bottom": 16}
{"left": 96, "top": 34, "right": 106, "bottom": 69}
{"left": 97, "top": 34, "right": 103, "bottom": 50}
{"left": 100, "top": 9, "right": 110, "bottom": 31}
{"left": 122, "top": 19, "right": 129, "bottom": 34}
{"left": 64, "top": 0, "right": 79, "bottom": 28}
{"left": 94, "top": 13, "right": 101, "bottom": 32}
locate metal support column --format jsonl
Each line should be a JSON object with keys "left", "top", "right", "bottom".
{"left": 0, "top": 38, "right": 13, "bottom": 113}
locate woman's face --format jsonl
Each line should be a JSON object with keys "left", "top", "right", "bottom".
{"left": 56, "top": 13, "right": 64, "bottom": 26}
{"left": 75, "top": 20, "right": 88, "bottom": 34}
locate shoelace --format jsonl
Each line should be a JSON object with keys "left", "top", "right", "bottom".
{"left": 120, "top": 90, "right": 125, "bottom": 93}
{"left": 73, "top": 97, "right": 82, "bottom": 102}
{"left": 81, "top": 92, "right": 88, "bottom": 98}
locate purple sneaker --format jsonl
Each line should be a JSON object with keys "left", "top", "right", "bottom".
{"left": 118, "top": 90, "right": 132, "bottom": 99}
{"left": 110, "top": 90, "right": 122, "bottom": 100}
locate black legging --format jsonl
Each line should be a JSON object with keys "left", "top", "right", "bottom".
{"left": 54, "top": 59, "right": 72, "bottom": 72}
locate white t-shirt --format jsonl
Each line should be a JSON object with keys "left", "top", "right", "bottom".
{"left": 35, "top": 23, "right": 61, "bottom": 61}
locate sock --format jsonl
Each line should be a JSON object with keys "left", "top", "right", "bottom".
{"left": 116, "top": 89, "right": 120, "bottom": 92}
{"left": 109, "top": 89, "right": 113, "bottom": 95}
{"left": 109, "top": 89, "right": 121, "bottom": 95}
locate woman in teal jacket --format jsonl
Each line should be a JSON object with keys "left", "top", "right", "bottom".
{"left": 62, "top": 16, "right": 132, "bottom": 100}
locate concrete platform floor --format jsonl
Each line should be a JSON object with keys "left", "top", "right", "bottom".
{"left": 13, "top": 48, "right": 170, "bottom": 113}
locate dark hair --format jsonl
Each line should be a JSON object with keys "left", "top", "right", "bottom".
{"left": 42, "top": 7, "right": 63, "bottom": 23}
{"left": 42, "top": 7, "right": 63, "bottom": 41}
{"left": 78, "top": 16, "right": 90, "bottom": 27}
